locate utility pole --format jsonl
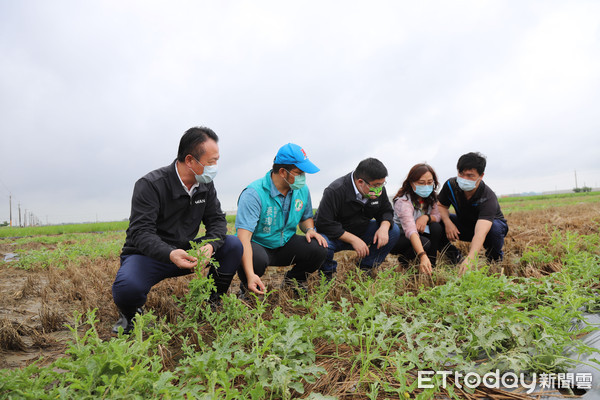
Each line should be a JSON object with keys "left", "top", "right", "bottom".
{"left": 18, "top": 203, "right": 22, "bottom": 227}
{"left": 575, "top": 170, "right": 578, "bottom": 189}
{"left": 9, "top": 194, "right": 12, "bottom": 227}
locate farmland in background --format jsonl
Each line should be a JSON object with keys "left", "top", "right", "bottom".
{"left": 0, "top": 192, "right": 599, "bottom": 399}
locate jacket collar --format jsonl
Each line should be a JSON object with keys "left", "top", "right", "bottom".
{"left": 169, "top": 159, "right": 209, "bottom": 200}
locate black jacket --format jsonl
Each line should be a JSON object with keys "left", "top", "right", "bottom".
{"left": 315, "top": 172, "right": 394, "bottom": 240}
{"left": 121, "top": 160, "right": 227, "bottom": 263}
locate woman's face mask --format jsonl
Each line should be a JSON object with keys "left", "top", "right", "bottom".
{"left": 414, "top": 184, "right": 434, "bottom": 198}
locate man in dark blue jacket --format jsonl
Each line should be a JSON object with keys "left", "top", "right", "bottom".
{"left": 111, "top": 127, "right": 242, "bottom": 334}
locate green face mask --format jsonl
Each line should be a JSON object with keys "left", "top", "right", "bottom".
{"left": 289, "top": 173, "right": 306, "bottom": 190}
{"left": 284, "top": 169, "right": 306, "bottom": 190}
{"left": 367, "top": 185, "right": 383, "bottom": 197}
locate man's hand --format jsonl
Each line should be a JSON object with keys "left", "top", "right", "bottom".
{"left": 247, "top": 273, "right": 266, "bottom": 295}
{"left": 372, "top": 226, "right": 389, "bottom": 249}
{"left": 197, "top": 244, "right": 214, "bottom": 266}
{"left": 351, "top": 237, "right": 370, "bottom": 258}
{"left": 170, "top": 249, "right": 198, "bottom": 270}
{"left": 195, "top": 244, "right": 214, "bottom": 276}
{"left": 444, "top": 221, "right": 460, "bottom": 241}
{"left": 458, "top": 259, "right": 470, "bottom": 276}
{"left": 458, "top": 255, "right": 477, "bottom": 276}
{"left": 415, "top": 215, "right": 429, "bottom": 233}
{"left": 305, "top": 229, "right": 328, "bottom": 248}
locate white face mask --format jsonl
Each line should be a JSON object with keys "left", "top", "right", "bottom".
{"left": 191, "top": 158, "right": 218, "bottom": 184}
{"left": 457, "top": 176, "right": 478, "bottom": 191}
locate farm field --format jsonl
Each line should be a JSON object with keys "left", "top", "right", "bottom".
{"left": 0, "top": 192, "right": 599, "bottom": 399}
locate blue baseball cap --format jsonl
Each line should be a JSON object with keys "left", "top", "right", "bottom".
{"left": 274, "top": 143, "right": 320, "bottom": 174}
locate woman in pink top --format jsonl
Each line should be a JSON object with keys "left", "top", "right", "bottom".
{"left": 390, "top": 163, "right": 443, "bottom": 274}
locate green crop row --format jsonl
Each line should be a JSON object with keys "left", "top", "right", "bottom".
{"left": 2, "top": 229, "right": 600, "bottom": 399}
{"left": 499, "top": 191, "right": 600, "bottom": 213}
{"left": 1, "top": 232, "right": 125, "bottom": 269}
{"left": 0, "top": 221, "right": 129, "bottom": 238}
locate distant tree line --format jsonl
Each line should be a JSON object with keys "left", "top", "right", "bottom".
{"left": 573, "top": 186, "right": 592, "bottom": 193}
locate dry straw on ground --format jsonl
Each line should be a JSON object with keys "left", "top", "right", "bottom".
{"left": 0, "top": 201, "right": 599, "bottom": 399}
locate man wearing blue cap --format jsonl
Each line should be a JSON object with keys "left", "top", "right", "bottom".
{"left": 235, "top": 143, "right": 328, "bottom": 295}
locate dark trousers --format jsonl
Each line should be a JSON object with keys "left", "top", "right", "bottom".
{"left": 440, "top": 214, "right": 509, "bottom": 262}
{"left": 237, "top": 234, "right": 327, "bottom": 286}
{"left": 391, "top": 222, "right": 443, "bottom": 265}
{"left": 112, "top": 235, "right": 242, "bottom": 312}
{"left": 319, "top": 220, "right": 401, "bottom": 274}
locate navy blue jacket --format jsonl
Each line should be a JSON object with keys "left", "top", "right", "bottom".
{"left": 315, "top": 172, "right": 394, "bottom": 240}
{"left": 121, "top": 160, "right": 227, "bottom": 263}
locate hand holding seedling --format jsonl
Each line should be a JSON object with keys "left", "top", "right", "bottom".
{"left": 170, "top": 249, "right": 198, "bottom": 269}
{"left": 196, "top": 244, "right": 214, "bottom": 271}
{"left": 183, "top": 241, "right": 217, "bottom": 276}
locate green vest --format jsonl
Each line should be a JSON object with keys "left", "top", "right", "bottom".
{"left": 247, "top": 172, "right": 310, "bottom": 249}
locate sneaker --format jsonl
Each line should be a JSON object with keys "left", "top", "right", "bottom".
{"left": 111, "top": 307, "right": 142, "bottom": 336}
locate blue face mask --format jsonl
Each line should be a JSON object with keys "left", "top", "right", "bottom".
{"left": 191, "top": 159, "right": 218, "bottom": 184}
{"left": 457, "top": 176, "right": 478, "bottom": 192}
{"left": 414, "top": 184, "right": 434, "bottom": 198}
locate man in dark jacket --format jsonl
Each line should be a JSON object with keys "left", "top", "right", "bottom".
{"left": 111, "top": 126, "right": 242, "bottom": 334}
{"left": 315, "top": 158, "right": 400, "bottom": 278}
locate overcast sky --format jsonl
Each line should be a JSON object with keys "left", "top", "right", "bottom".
{"left": 1, "top": 1, "right": 599, "bottom": 225}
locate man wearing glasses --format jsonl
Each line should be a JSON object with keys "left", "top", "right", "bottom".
{"left": 437, "top": 152, "right": 508, "bottom": 275}
{"left": 235, "top": 143, "right": 328, "bottom": 296}
{"left": 315, "top": 158, "right": 400, "bottom": 279}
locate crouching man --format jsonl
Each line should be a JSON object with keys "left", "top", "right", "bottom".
{"left": 235, "top": 143, "right": 328, "bottom": 296}
{"left": 111, "top": 127, "right": 242, "bottom": 334}
{"left": 438, "top": 152, "right": 508, "bottom": 274}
